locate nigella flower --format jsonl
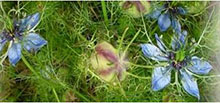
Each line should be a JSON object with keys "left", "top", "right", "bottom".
{"left": 0, "top": 13, "right": 47, "bottom": 66}
{"left": 141, "top": 31, "right": 212, "bottom": 99}
{"left": 91, "top": 42, "right": 128, "bottom": 82}
{"left": 148, "top": 3, "right": 186, "bottom": 32}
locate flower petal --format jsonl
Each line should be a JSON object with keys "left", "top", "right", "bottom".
{"left": 148, "top": 5, "right": 164, "bottom": 19}
{"left": 23, "top": 33, "right": 47, "bottom": 52}
{"left": 180, "top": 69, "right": 200, "bottom": 99}
{"left": 152, "top": 66, "right": 171, "bottom": 91}
{"left": 171, "top": 35, "right": 178, "bottom": 51}
{"left": 141, "top": 44, "right": 169, "bottom": 61}
{"left": 155, "top": 33, "right": 167, "bottom": 52}
{"left": 171, "top": 17, "right": 181, "bottom": 33}
{"left": 158, "top": 13, "right": 171, "bottom": 32}
{"left": 171, "top": 30, "right": 187, "bottom": 51}
{"left": 150, "top": 10, "right": 162, "bottom": 19}
{"left": 188, "top": 56, "right": 212, "bottom": 74}
{"left": 8, "top": 42, "right": 22, "bottom": 66}
{"left": 179, "top": 30, "right": 187, "bottom": 46}
{"left": 19, "top": 13, "right": 40, "bottom": 32}
{"left": 177, "top": 7, "right": 186, "bottom": 15}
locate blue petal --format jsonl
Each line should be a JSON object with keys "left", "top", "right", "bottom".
{"left": 171, "top": 30, "right": 187, "bottom": 51}
{"left": 158, "top": 13, "right": 171, "bottom": 32}
{"left": 150, "top": 10, "right": 162, "bottom": 19}
{"left": 171, "top": 17, "right": 181, "bottom": 33}
{"left": 171, "top": 35, "right": 179, "bottom": 51}
{"left": 177, "top": 7, "right": 186, "bottom": 15}
{"left": 8, "top": 43, "right": 22, "bottom": 66}
{"left": 148, "top": 5, "right": 164, "bottom": 19}
{"left": 19, "top": 13, "right": 40, "bottom": 32}
{"left": 179, "top": 30, "right": 187, "bottom": 46}
{"left": 152, "top": 67, "right": 171, "bottom": 91}
{"left": 188, "top": 56, "right": 212, "bottom": 74}
{"left": 180, "top": 69, "right": 200, "bottom": 99}
{"left": 155, "top": 33, "right": 167, "bottom": 52}
{"left": 141, "top": 44, "right": 169, "bottom": 61}
{"left": 23, "top": 33, "right": 47, "bottom": 52}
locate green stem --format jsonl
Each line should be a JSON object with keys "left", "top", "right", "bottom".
{"left": 118, "top": 27, "right": 129, "bottom": 52}
{"left": 126, "top": 72, "right": 150, "bottom": 80}
{"left": 53, "top": 88, "right": 60, "bottom": 102}
{"left": 129, "top": 62, "right": 154, "bottom": 69}
{"left": 124, "top": 29, "right": 141, "bottom": 54}
{"left": 101, "top": 0, "right": 108, "bottom": 25}
{"left": 116, "top": 78, "right": 127, "bottom": 100}
{"left": 141, "top": 13, "right": 152, "bottom": 44}
{"left": 197, "top": 6, "right": 214, "bottom": 46}
{"left": 21, "top": 55, "right": 39, "bottom": 77}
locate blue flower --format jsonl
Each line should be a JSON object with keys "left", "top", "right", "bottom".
{"left": 0, "top": 13, "right": 47, "bottom": 66}
{"left": 148, "top": 3, "right": 186, "bottom": 32}
{"left": 141, "top": 31, "right": 212, "bottom": 99}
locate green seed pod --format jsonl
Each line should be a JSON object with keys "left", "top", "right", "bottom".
{"left": 90, "top": 42, "right": 128, "bottom": 82}
{"left": 120, "top": 1, "right": 151, "bottom": 18}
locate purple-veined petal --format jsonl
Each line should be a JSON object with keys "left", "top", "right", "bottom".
{"left": 180, "top": 69, "right": 200, "bottom": 99}
{"left": 141, "top": 44, "right": 169, "bottom": 61}
{"left": 177, "top": 7, "right": 186, "bottom": 15}
{"left": 152, "top": 66, "right": 171, "bottom": 91}
{"left": 158, "top": 13, "right": 171, "bottom": 32}
{"left": 19, "top": 13, "right": 40, "bottom": 32}
{"left": 171, "top": 17, "right": 181, "bottom": 33}
{"left": 188, "top": 56, "right": 212, "bottom": 74}
{"left": 23, "top": 33, "right": 47, "bottom": 52}
{"left": 155, "top": 33, "right": 167, "bottom": 52}
{"left": 8, "top": 42, "right": 22, "bottom": 66}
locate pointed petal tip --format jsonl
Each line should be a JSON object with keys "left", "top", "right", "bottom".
{"left": 180, "top": 69, "right": 200, "bottom": 99}
{"left": 189, "top": 56, "right": 213, "bottom": 74}
{"left": 152, "top": 67, "right": 171, "bottom": 91}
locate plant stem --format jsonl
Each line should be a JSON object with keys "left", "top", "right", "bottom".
{"left": 141, "top": 13, "right": 152, "bottom": 44}
{"left": 21, "top": 55, "right": 39, "bottom": 77}
{"left": 126, "top": 72, "right": 151, "bottom": 79}
{"left": 197, "top": 6, "right": 214, "bottom": 46}
{"left": 118, "top": 27, "right": 129, "bottom": 52}
{"left": 52, "top": 88, "right": 60, "bottom": 102}
{"left": 124, "top": 29, "right": 141, "bottom": 55}
{"left": 101, "top": 0, "right": 108, "bottom": 25}
{"left": 129, "top": 62, "right": 154, "bottom": 69}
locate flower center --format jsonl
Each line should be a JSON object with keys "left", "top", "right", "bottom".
{"left": 169, "top": 52, "right": 187, "bottom": 70}
{"left": 1, "top": 24, "right": 23, "bottom": 41}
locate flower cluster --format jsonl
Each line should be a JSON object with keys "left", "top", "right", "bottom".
{"left": 148, "top": 3, "right": 186, "bottom": 32}
{"left": 139, "top": 2, "right": 213, "bottom": 99}
{"left": 141, "top": 31, "right": 212, "bottom": 99}
{"left": 141, "top": 30, "right": 212, "bottom": 99}
{"left": 0, "top": 13, "right": 47, "bottom": 66}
